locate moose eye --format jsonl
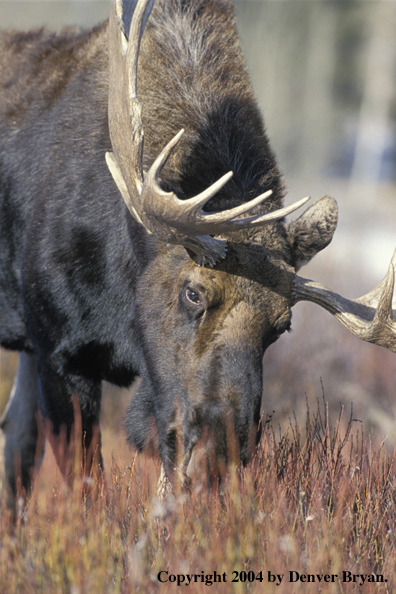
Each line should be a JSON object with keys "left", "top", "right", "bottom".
{"left": 185, "top": 287, "right": 201, "bottom": 305}
{"left": 180, "top": 284, "right": 207, "bottom": 318}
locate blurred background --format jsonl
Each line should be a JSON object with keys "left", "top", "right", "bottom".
{"left": 0, "top": 0, "right": 395, "bottom": 450}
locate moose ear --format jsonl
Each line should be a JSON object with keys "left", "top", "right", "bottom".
{"left": 287, "top": 195, "right": 338, "bottom": 271}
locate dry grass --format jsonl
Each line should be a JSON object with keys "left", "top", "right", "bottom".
{"left": 0, "top": 396, "right": 395, "bottom": 594}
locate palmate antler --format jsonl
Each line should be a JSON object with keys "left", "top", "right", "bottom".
{"left": 293, "top": 249, "right": 396, "bottom": 352}
{"left": 105, "top": 0, "right": 310, "bottom": 266}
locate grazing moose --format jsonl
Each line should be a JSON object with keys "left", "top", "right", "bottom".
{"left": 0, "top": 0, "right": 395, "bottom": 509}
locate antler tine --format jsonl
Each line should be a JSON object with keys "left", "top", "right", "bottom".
{"left": 225, "top": 195, "right": 311, "bottom": 228}
{"left": 293, "top": 248, "right": 396, "bottom": 352}
{"left": 193, "top": 189, "right": 273, "bottom": 223}
{"left": 125, "top": 0, "right": 155, "bottom": 99}
{"left": 145, "top": 165, "right": 235, "bottom": 220}
{"left": 107, "top": 0, "right": 155, "bottom": 204}
{"left": 371, "top": 249, "right": 396, "bottom": 323}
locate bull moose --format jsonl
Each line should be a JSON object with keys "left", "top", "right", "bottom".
{"left": 0, "top": 0, "right": 395, "bottom": 509}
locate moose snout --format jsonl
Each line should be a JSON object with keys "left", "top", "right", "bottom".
{"left": 179, "top": 345, "right": 263, "bottom": 488}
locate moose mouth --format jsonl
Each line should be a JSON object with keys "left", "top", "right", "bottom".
{"left": 167, "top": 413, "right": 260, "bottom": 493}
{"left": 179, "top": 434, "right": 225, "bottom": 493}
